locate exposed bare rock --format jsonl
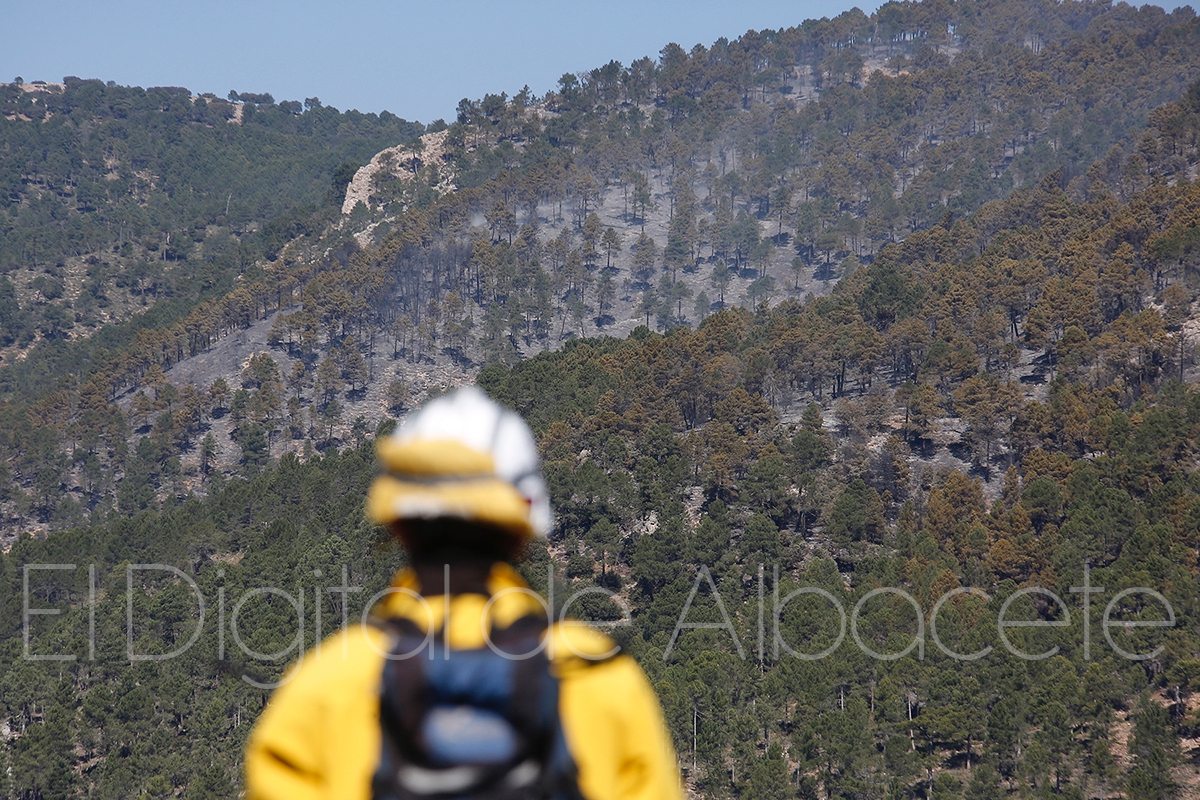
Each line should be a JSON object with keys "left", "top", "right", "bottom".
{"left": 341, "top": 129, "right": 453, "bottom": 214}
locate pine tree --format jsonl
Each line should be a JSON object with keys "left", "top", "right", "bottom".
{"left": 1127, "top": 696, "right": 1179, "bottom": 800}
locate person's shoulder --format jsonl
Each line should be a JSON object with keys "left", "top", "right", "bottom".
{"left": 546, "top": 620, "right": 626, "bottom": 673}
{"left": 274, "top": 623, "right": 392, "bottom": 698}
{"left": 549, "top": 622, "right": 670, "bottom": 739}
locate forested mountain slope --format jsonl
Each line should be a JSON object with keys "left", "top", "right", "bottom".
{"left": 0, "top": 79, "right": 421, "bottom": 372}
{"left": 5, "top": 0, "right": 1200, "bottom": 797}
{"left": 348, "top": 0, "right": 1200, "bottom": 348}
{"left": 2, "top": 0, "right": 1200, "bottom": 545}
{"left": 6, "top": 119, "right": 1200, "bottom": 795}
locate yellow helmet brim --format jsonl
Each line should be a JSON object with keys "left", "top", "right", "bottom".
{"left": 366, "top": 474, "right": 536, "bottom": 540}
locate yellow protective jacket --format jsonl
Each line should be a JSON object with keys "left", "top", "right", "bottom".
{"left": 244, "top": 564, "right": 682, "bottom": 800}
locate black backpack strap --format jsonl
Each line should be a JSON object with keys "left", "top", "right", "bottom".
{"left": 373, "top": 617, "right": 436, "bottom": 770}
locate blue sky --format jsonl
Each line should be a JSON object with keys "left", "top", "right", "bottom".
{"left": 3, "top": 0, "right": 878, "bottom": 123}
{"left": 4, "top": 1, "right": 1194, "bottom": 124}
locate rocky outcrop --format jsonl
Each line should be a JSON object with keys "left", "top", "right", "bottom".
{"left": 341, "top": 129, "right": 453, "bottom": 214}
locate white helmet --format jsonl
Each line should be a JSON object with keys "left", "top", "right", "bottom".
{"left": 367, "top": 386, "right": 552, "bottom": 539}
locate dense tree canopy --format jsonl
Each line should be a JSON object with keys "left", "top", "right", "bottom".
{"left": 5, "top": 0, "right": 1200, "bottom": 796}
